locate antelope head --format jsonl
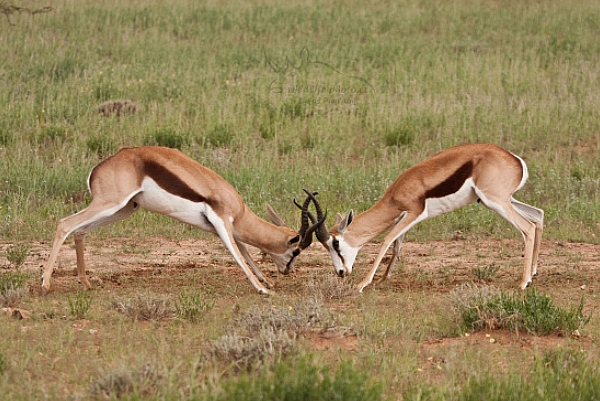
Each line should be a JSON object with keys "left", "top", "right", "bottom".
{"left": 265, "top": 192, "right": 326, "bottom": 275}
{"left": 301, "top": 190, "right": 359, "bottom": 278}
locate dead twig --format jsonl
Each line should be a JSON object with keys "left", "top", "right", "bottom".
{"left": 0, "top": 1, "right": 52, "bottom": 25}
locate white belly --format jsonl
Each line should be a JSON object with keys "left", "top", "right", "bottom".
{"left": 424, "top": 178, "right": 478, "bottom": 219}
{"left": 133, "top": 178, "right": 217, "bottom": 232}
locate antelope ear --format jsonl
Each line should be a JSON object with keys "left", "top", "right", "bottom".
{"left": 288, "top": 235, "right": 300, "bottom": 246}
{"left": 338, "top": 210, "right": 354, "bottom": 233}
{"left": 266, "top": 203, "right": 286, "bottom": 227}
{"left": 334, "top": 213, "right": 344, "bottom": 226}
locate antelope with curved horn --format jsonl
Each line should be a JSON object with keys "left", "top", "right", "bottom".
{"left": 41, "top": 146, "right": 323, "bottom": 295}
{"left": 309, "top": 143, "right": 544, "bottom": 292}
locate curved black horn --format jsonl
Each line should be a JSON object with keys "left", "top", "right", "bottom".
{"left": 295, "top": 192, "right": 314, "bottom": 249}
{"left": 302, "top": 189, "right": 330, "bottom": 243}
{"left": 300, "top": 207, "right": 328, "bottom": 249}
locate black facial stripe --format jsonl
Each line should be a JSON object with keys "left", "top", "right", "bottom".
{"left": 336, "top": 249, "right": 345, "bottom": 266}
{"left": 286, "top": 249, "right": 301, "bottom": 269}
{"left": 332, "top": 236, "right": 340, "bottom": 252}
{"left": 331, "top": 236, "right": 345, "bottom": 266}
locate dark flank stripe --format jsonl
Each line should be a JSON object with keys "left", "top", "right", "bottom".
{"left": 425, "top": 161, "right": 474, "bottom": 199}
{"left": 143, "top": 159, "right": 212, "bottom": 204}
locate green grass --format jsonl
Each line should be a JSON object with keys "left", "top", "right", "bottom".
{"left": 1, "top": 0, "right": 600, "bottom": 242}
{"left": 456, "top": 349, "right": 600, "bottom": 401}
{"left": 2, "top": 0, "right": 600, "bottom": 399}
{"left": 200, "top": 358, "right": 387, "bottom": 401}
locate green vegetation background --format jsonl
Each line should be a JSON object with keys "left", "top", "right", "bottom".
{"left": 2, "top": 0, "right": 600, "bottom": 243}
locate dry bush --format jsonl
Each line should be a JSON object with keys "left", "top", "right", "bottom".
{"left": 0, "top": 1, "right": 52, "bottom": 25}
{"left": 0, "top": 272, "right": 28, "bottom": 308}
{"left": 305, "top": 276, "right": 355, "bottom": 300}
{"left": 0, "top": 286, "right": 28, "bottom": 308}
{"left": 97, "top": 100, "right": 138, "bottom": 117}
{"left": 207, "top": 297, "right": 353, "bottom": 371}
{"left": 89, "top": 363, "right": 161, "bottom": 400}
{"left": 234, "top": 296, "right": 329, "bottom": 333}
{"left": 446, "top": 282, "right": 502, "bottom": 313}
{"left": 209, "top": 327, "right": 296, "bottom": 372}
{"left": 111, "top": 293, "right": 175, "bottom": 321}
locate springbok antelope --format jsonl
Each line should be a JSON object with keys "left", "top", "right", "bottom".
{"left": 308, "top": 143, "right": 544, "bottom": 292}
{"left": 41, "top": 146, "right": 323, "bottom": 295}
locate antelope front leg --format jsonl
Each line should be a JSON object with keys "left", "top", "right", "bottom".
{"left": 376, "top": 234, "right": 404, "bottom": 284}
{"left": 74, "top": 233, "right": 92, "bottom": 290}
{"left": 42, "top": 221, "right": 71, "bottom": 293}
{"left": 357, "top": 212, "right": 415, "bottom": 293}
{"left": 236, "top": 240, "right": 275, "bottom": 289}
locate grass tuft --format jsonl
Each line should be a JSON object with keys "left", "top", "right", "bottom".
{"left": 144, "top": 126, "right": 190, "bottom": 149}
{"left": 67, "top": 290, "right": 93, "bottom": 320}
{"left": 5, "top": 244, "right": 31, "bottom": 268}
{"left": 175, "top": 287, "right": 215, "bottom": 323}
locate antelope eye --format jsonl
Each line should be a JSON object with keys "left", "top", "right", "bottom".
{"left": 332, "top": 239, "right": 340, "bottom": 250}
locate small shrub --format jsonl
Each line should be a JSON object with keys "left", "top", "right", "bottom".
{"left": 384, "top": 124, "right": 413, "bottom": 147}
{"left": 259, "top": 122, "right": 275, "bottom": 140}
{"left": 5, "top": 244, "right": 30, "bottom": 268}
{"left": 205, "top": 123, "right": 234, "bottom": 148}
{"left": 448, "top": 284, "right": 590, "bottom": 335}
{"left": 471, "top": 263, "right": 500, "bottom": 282}
{"left": 111, "top": 293, "right": 175, "bottom": 321}
{"left": 144, "top": 127, "right": 189, "bottom": 149}
{"left": 89, "top": 363, "right": 161, "bottom": 400}
{"left": 86, "top": 136, "right": 117, "bottom": 158}
{"left": 68, "top": 291, "right": 93, "bottom": 319}
{"left": 175, "top": 288, "right": 215, "bottom": 323}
